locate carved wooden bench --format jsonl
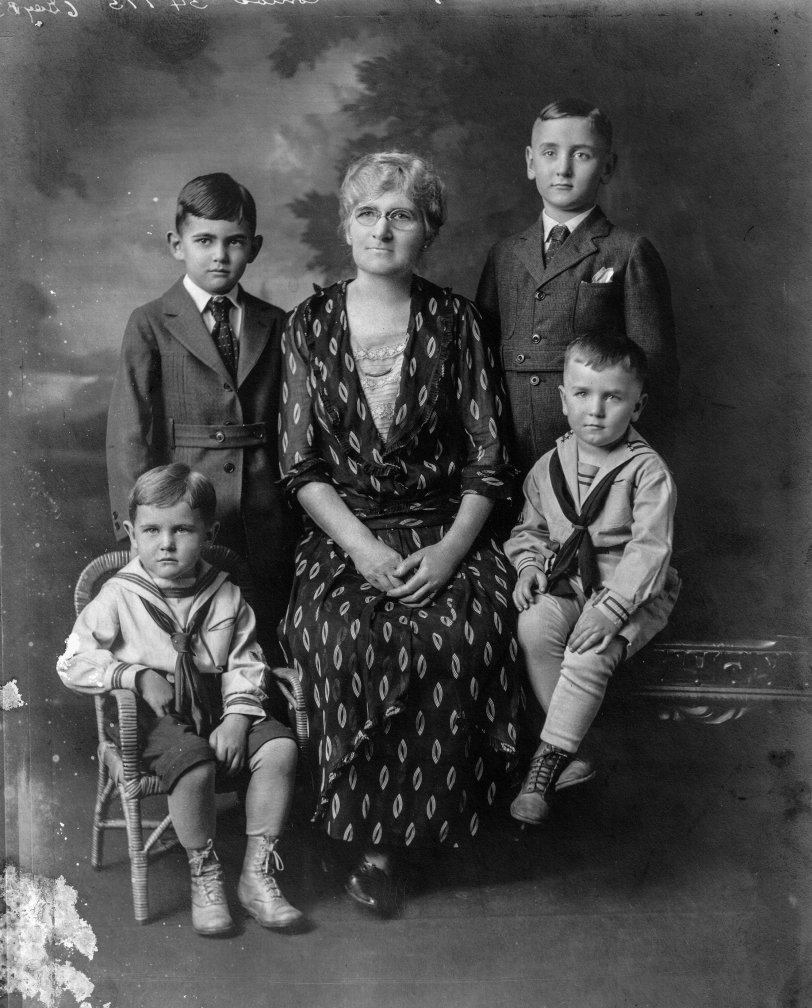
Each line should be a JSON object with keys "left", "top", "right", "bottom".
{"left": 618, "top": 636, "right": 811, "bottom": 722}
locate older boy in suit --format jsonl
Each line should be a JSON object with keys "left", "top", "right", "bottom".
{"left": 476, "top": 98, "right": 678, "bottom": 476}
{"left": 106, "top": 173, "right": 296, "bottom": 659}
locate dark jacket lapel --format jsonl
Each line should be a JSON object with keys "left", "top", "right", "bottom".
{"left": 161, "top": 279, "right": 232, "bottom": 381}
{"left": 513, "top": 216, "right": 546, "bottom": 288}
{"left": 538, "top": 206, "right": 613, "bottom": 287}
{"left": 237, "top": 292, "right": 273, "bottom": 386}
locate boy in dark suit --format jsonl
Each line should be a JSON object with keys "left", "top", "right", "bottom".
{"left": 476, "top": 98, "right": 678, "bottom": 476}
{"left": 106, "top": 173, "right": 297, "bottom": 659}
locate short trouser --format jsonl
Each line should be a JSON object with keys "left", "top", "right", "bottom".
{"left": 105, "top": 696, "right": 293, "bottom": 792}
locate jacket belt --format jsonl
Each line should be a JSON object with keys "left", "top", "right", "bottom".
{"left": 167, "top": 420, "right": 269, "bottom": 449}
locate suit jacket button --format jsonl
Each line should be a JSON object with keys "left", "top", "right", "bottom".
{"left": 224, "top": 462, "right": 235, "bottom": 473}
{"left": 515, "top": 353, "right": 526, "bottom": 364}
{"left": 531, "top": 334, "right": 541, "bottom": 344}
{"left": 214, "top": 430, "right": 225, "bottom": 442}
{"left": 223, "top": 383, "right": 233, "bottom": 391}
{"left": 535, "top": 290, "right": 547, "bottom": 301}
{"left": 530, "top": 375, "right": 540, "bottom": 386}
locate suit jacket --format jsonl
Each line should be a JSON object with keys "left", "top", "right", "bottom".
{"left": 504, "top": 426, "right": 680, "bottom": 656}
{"left": 106, "top": 280, "right": 297, "bottom": 597}
{"left": 476, "top": 207, "right": 678, "bottom": 475}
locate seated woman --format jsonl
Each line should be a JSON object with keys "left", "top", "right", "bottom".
{"left": 278, "top": 151, "right": 519, "bottom": 915}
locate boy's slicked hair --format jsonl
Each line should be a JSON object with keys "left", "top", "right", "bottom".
{"left": 175, "top": 173, "right": 257, "bottom": 234}
{"left": 128, "top": 463, "right": 217, "bottom": 525}
{"left": 536, "top": 98, "right": 613, "bottom": 150}
{"left": 565, "top": 332, "right": 648, "bottom": 388}
{"left": 339, "top": 151, "right": 447, "bottom": 245}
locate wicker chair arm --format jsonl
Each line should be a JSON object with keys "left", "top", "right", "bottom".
{"left": 269, "top": 666, "right": 309, "bottom": 750}
{"left": 109, "top": 688, "right": 143, "bottom": 782}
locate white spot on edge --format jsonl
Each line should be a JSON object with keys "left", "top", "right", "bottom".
{"left": 1, "top": 866, "right": 105, "bottom": 1006}
{"left": 1, "top": 680, "right": 25, "bottom": 710}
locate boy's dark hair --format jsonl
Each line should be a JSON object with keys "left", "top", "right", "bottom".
{"left": 564, "top": 332, "right": 648, "bottom": 388}
{"left": 128, "top": 463, "right": 217, "bottom": 525}
{"left": 537, "top": 98, "right": 613, "bottom": 150}
{"left": 175, "top": 173, "right": 257, "bottom": 234}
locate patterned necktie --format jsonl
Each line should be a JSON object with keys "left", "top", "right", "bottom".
{"left": 545, "top": 224, "right": 570, "bottom": 265}
{"left": 208, "top": 297, "right": 238, "bottom": 378}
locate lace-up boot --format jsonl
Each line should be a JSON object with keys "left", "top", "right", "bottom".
{"left": 187, "top": 840, "right": 234, "bottom": 936}
{"left": 510, "top": 743, "right": 573, "bottom": 824}
{"left": 238, "top": 835, "right": 304, "bottom": 930}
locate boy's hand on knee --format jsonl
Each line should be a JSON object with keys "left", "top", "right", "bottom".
{"left": 567, "top": 607, "right": 617, "bottom": 654}
{"left": 513, "top": 566, "right": 548, "bottom": 610}
{"left": 136, "top": 669, "right": 175, "bottom": 717}
{"left": 209, "top": 714, "right": 250, "bottom": 776}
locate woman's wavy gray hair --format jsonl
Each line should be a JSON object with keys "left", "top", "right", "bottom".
{"left": 339, "top": 151, "right": 447, "bottom": 246}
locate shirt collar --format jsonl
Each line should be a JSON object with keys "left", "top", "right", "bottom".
{"left": 183, "top": 275, "right": 240, "bottom": 313}
{"left": 542, "top": 207, "right": 595, "bottom": 241}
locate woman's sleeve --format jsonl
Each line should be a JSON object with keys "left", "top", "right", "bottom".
{"left": 278, "top": 304, "right": 332, "bottom": 498}
{"left": 456, "top": 298, "right": 517, "bottom": 499}
{"left": 503, "top": 464, "right": 559, "bottom": 572}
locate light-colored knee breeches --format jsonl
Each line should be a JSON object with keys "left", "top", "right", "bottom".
{"left": 517, "top": 593, "right": 626, "bottom": 753}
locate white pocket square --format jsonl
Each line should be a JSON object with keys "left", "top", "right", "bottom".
{"left": 591, "top": 267, "right": 615, "bottom": 283}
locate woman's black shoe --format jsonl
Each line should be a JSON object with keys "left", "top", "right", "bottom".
{"left": 345, "top": 859, "right": 402, "bottom": 918}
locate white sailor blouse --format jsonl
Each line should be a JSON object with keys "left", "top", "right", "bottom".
{"left": 504, "top": 426, "right": 680, "bottom": 655}
{"left": 57, "top": 557, "right": 269, "bottom": 723}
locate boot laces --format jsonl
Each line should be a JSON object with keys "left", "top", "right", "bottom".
{"left": 525, "top": 747, "right": 569, "bottom": 796}
{"left": 189, "top": 840, "right": 225, "bottom": 903}
{"left": 257, "top": 836, "right": 285, "bottom": 896}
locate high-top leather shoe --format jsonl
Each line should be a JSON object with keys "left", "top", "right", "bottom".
{"left": 238, "top": 835, "right": 304, "bottom": 930}
{"left": 510, "top": 743, "right": 573, "bottom": 824}
{"left": 188, "top": 841, "right": 234, "bottom": 937}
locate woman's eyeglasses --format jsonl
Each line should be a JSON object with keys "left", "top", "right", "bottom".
{"left": 353, "top": 206, "right": 420, "bottom": 231}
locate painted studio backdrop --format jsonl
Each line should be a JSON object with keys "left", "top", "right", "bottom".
{"left": 2, "top": 0, "right": 811, "bottom": 967}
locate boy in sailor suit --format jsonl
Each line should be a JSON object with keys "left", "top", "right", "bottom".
{"left": 58, "top": 465, "right": 303, "bottom": 936}
{"left": 106, "top": 174, "right": 296, "bottom": 659}
{"left": 504, "top": 334, "right": 680, "bottom": 824}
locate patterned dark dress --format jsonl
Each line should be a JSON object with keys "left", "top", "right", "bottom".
{"left": 279, "top": 276, "right": 519, "bottom": 847}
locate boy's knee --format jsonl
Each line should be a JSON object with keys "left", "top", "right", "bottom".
{"left": 170, "top": 757, "right": 216, "bottom": 792}
{"left": 250, "top": 736, "right": 297, "bottom": 776}
{"left": 561, "top": 637, "right": 626, "bottom": 682}
{"left": 517, "top": 595, "right": 573, "bottom": 650}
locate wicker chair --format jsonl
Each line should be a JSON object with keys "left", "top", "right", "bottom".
{"left": 73, "top": 545, "right": 308, "bottom": 924}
